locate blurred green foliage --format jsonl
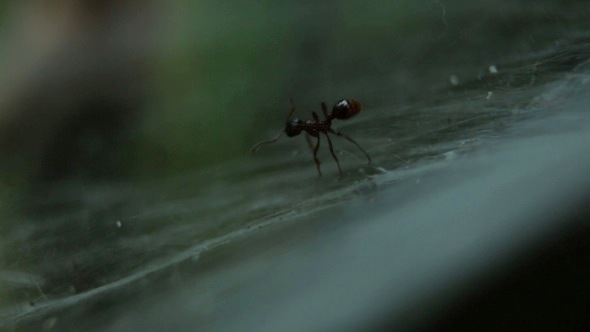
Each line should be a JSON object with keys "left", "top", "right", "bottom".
{"left": 136, "top": 1, "right": 298, "bottom": 176}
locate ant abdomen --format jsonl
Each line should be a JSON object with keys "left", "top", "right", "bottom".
{"left": 331, "top": 99, "right": 361, "bottom": 120}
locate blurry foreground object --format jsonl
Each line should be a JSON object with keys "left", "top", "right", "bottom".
{"left": 0, "top": 0, "right": 158, "bottom": 182}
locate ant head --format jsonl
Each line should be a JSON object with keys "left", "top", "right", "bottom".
{"left": 331, "top": 99, "right": 362, "bottom": 120}
{"left": 285, "top": 118, "right": 303, "bottom": 137}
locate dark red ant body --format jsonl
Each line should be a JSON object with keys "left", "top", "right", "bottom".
{"left": 250, "top": 99, "right": 371, "bottom": 177}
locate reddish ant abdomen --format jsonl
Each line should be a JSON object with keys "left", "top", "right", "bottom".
{"left": 330, "top": 99, "right": 361, "bottom": 120}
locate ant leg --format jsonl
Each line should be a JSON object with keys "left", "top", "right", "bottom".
{"left": 305, "top": 133, "right": 314, "bottom": 152}
{"left": 325, "top": 133, "right": 343, "bottom": 177}
{"left": 250, "top": 130, "right": 284, "bottom": 154}
{"left": 312, "top": 135, "right": 322, "bottom": 177}
{"left": 329, "top": 129, "right": 372, "bottom": 164}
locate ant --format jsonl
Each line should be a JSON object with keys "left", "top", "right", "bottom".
{"left": 250, "top": 99, "right": 371, "bottom": 177}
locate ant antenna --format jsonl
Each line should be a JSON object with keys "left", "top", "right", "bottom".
{"left": 250, "top": 98, "right": 297, "bottom": 154}
{"left": 250, "top": 129, "right": 284, "bottom": 154}
{"left": 287, "top": 97, "right": 296, "bottom": 119}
